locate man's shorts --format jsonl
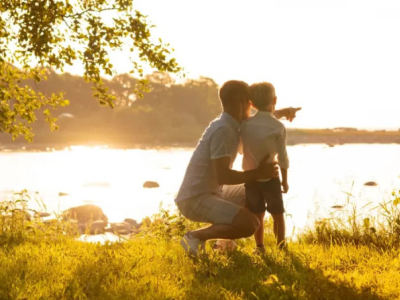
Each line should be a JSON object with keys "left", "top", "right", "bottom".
{"left": 245, "top": 178, "right": 285, "bottom": 215}
{"left": 176, "top": 184, "right": 245, "bottom": 225}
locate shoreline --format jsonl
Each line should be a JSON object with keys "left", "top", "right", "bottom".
{"left": 1, "top": 140, "right": 400, "bottom": 152}
{"left": 1, "top": 128, "right": 399, "bottom": 151}
{"left": 0, "top": 142, "right": 198, "bottom": 151}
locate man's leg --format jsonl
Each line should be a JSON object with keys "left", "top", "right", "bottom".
{"left": 206, "top": 184, "right": 250, "bottom": 250}
{"left": 190, "top": 208, "right": 260, "bottom": 241}
{"left": 222, "top": 184, "right": 246, "bottom": 207}
{"left": 178, "top": 192, "right": 259, "bottom": 254}
{"left": 271, "top": 213, "right": 285, "bottom": 247}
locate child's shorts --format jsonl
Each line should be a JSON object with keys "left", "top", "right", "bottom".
{"left": 245, "top": 178, "right": 285, "bottom": 215}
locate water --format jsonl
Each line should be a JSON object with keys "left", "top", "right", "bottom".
{"left": 1, "top": 144, "right": 399, "bottom": 236}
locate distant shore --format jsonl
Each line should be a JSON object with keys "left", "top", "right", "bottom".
{"left": 286, "top": 128, "right": 400, "bottom": 145}
{"left": 1, "top": 128, "right": 399, "bottom": 151}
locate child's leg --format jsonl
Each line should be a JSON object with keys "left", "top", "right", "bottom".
{"left": 254, "top": 212, "right": 265, "bottom": 247}
{"left": 271, "top": 213, "right": 285, "bottom": 247}
{"left": 244, "top": 181, "right": 265, "bottom": 250}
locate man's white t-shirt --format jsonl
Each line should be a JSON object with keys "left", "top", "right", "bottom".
{"left": 175, "top": 112, "right": 240, "bottom": 203}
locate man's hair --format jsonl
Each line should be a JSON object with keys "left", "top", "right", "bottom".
{"left": 219, "top": 80, "right": 249, "bottom": 108}
{"left": 249, "top": 82, "right": 276, "bottom": 110}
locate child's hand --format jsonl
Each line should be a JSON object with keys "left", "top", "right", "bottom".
{"left": 285, "top": 107, "right": 302, "bottom": 122}
{"left": 282, "top": 181, "right": 289, "bottom": 193}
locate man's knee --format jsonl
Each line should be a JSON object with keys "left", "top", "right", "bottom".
{"left": 232, "top": 209, "right": 260, "bottom": 236}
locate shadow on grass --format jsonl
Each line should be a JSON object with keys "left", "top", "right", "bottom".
{"left": 189, "top": 248, "right": 382, "bottom": 300}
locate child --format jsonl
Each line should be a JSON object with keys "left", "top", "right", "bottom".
{"left": 240, "top": 82, "right": 289, "bottom": 252}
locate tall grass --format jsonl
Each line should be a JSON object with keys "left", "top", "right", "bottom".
{"left": 300, "top": 189, "right": 400, "bottom": 249}
{"left": 0, "top": 190, "right": 78, "bottom": 247}
{"left": 1, "top": 190, "right": 400, "bottom": 299}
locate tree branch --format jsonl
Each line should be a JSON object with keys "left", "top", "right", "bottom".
{"left": 64, "top": 7, "right": 118, "bottom": 19}
{"left": 61, "top": 17, "right": 72, "bottom": 30}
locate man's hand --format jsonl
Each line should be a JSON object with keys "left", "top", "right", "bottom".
{"left": 212, "top": 156, "right": 277, "bottom": 185}
{"left": 257, "top": 155, "right": 279, "bottom": 180}
{"left": 282, "top": 181, "right": 289, "bottom": 193}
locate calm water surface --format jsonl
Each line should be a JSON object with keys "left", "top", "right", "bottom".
{"left": 1, "top": 144, "right": 399, "bottom": 237}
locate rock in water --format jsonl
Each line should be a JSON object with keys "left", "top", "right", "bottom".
{"left": 364, "top": 181, "right": 378, "bottom": 186}
{"left": 331, "top": 205, "right": 344, "bottom": 209}
{"left": 106, "top": 222, "right": 134, "bottom": 235}
{"left": 124, "top": 218, "right": 141, "bottom": 228}
{"left": 143, "top": 181, "right": 160, "bottom": 188}
{"left": 63, "top": 204, "right": 108, "bottom": 226}
{"left": 34, "top": 211, "right": 51, "bottom": 218}
{"left": 89, "top": 220, "right": 107, "bottom": 234}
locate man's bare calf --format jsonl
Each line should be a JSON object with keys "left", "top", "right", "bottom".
{"left": 190, "top": 208, "right": 260, "bottom": 241}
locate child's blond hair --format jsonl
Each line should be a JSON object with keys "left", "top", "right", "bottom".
{"left": 249, "top": 82, "right": 276, "bottom": 110}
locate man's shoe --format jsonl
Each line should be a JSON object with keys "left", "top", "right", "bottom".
{"left": 180, "top": 232, "right": 204, "bottom": 256}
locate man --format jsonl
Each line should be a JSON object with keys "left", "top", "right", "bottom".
{"left": 175, "top": 80, "right": 300, "bottom": 255}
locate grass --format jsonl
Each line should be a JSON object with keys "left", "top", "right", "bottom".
{"left": 1, "top": 192, "right": 400, "bottom": 299}
{"left": 301, "top": 190, "right": 400, "bottom": 250}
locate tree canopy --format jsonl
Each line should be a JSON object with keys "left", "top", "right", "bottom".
{"left": 0, "top": 0, "right": 181, "bottom": 140}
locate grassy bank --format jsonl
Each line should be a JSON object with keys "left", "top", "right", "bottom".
{"left": 1, "top": 195, "right": 400, "bottom": 299}
{"left": 1, "top": 234, "right": 400, "bottom": 299}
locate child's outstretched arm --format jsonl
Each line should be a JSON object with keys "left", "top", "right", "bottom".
{"left": 274, "top": 107, "right": 302, "bottom": 122}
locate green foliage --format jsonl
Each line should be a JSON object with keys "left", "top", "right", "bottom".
{"left": 0, "top": 190, "right": 32, "bottom": 245}
{"left": 0, "top": 65, "right": 69, "bottom": 140}
{"left": 141, "top": 205, "right": 203, "bottom": 240}
{"left": 0, "top": 0, "right": 181, "bottom": 140}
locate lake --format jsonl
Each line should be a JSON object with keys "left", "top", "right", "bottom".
{"left": 1, "top": 144, "right": 399, "bottom": 237}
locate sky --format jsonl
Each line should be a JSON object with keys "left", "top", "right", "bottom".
{"left": 67, "top": 0, "right": 400, "bottom": 130}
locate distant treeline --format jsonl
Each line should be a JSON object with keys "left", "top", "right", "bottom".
{"left": 1, "top": 70, "right": 399, "bottom": 148}
{"left": 0, "top": 70, "right": 222, "bottom": 146}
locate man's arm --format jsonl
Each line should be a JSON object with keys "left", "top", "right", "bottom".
{"left": 212, "top": 156, "right": 278, "bottom": 185}
{"left": 274, "top": 107, "right": 302, "bottom": 122}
